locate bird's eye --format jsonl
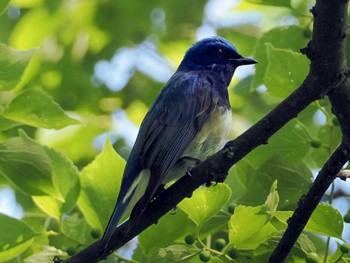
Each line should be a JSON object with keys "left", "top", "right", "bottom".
{"left": 215, "top": 48, "right": 225, "bottom": 59}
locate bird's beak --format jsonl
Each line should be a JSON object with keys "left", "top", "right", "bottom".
{"left": 232, "top": 57, "right": 258, "bottom": 66}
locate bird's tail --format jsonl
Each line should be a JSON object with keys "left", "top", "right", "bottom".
{"left": 100, "top": 200, "right": 129, "bottom": 256}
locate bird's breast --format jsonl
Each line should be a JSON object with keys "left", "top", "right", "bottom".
{"left": 184, "top": 106, "right": 232, "bottom": 160}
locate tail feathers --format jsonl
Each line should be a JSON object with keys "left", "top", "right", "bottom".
{"left": 100, "top": 200, "right": 128, "bottom": 253}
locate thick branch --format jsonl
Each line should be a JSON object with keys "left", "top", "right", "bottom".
{"left": 63, "top": 76, "right": 341, "bottom": 263}
{"left": 62, "top": 0, "right": 350, "bottom": 262}
{"left": 267, "top": 0, "right": 350, "bottom": 261}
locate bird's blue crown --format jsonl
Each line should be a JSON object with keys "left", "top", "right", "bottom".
{"left": 179, "top": 36, "right": 242, "bottom": 70}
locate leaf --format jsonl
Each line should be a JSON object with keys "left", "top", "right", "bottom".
{"left": 148, "top": 245, "right": 198, "bottom": 263}
{"left": 33, "top": 147, "right": 80, "bottom": 219}
{"left": 254, "top": 231, "right": 316, "bottom": 259}
{"left": 0, "top": 130, "right": 59, "bottom": 197}
{"left": 139, "top": 210, "right": 190, "bottom": 253}
{"left": 252, "top": 26, "right": 309, "bottom": 90}
{"left": 0, "top": 43, "right": 36, "bottom": 90}
{"left": 61, "top": 214, "right": 95, "bottom": 245}
{"left": 274, "top": 203, "right": 343, "bottom": 239}
{"left": 264, "top": 43, "right": 309, "bottom": 98}
{"left": 264, "top": 180, "right": 279, "bottom": 213}
{"left": 245, "top": 120, "right": 310, "bottom": 168}
{"left": 229, "top": 205, "right": 277, "bottom": 249}
{"left": 244, "top": 0, "right": 290, "bottom": 7}
{"left": 36, "top": 113, "right": 111, "bottom": 162}
{"left": 228, "top": 158, "right": 312, "bottom": 210}
{"left": 22, "top": 246, "right": 67, "bottom": 263}
{"left": 0, "top": 214, "right": 37, "bottom": 261}
{"left": 4, "top": 89, "right": 79, "bottom": 129}
{"left": 0, "top": 0, "right": 10, "bottom": 15}
{"left": 178, "top": 183, "right": 231, "bottom": 226}
{"left": 77, "top": 137, "right": 125, "bottom": 230}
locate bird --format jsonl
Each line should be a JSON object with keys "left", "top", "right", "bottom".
{"left": 100, "top": 36, "right": 257, "bottom": 254}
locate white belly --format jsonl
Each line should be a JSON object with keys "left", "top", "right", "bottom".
{"left": 163, "top": 106, "right": 232, "bottom": 184}
{"left": 184, "top": 106, "right": 232, "bottom": 159}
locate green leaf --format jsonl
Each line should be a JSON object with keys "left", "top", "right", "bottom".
{"left": 22, "top": 246, "right": 67, "bottom": 263}
{"left": 0, "top": 130, "right": 59, "bottom": 197}
{"left": 4, "top": 89, "right": 79, "bottom": 129}
{"left": 0, "top": 43, "right": 36, "bottom": 90}
{"left": 0, "top": 214, "right": 37, "bottom": 261}
{"left": 245, "top": 120, "right": 310, "bottom": 168}
{"left": 229, "top": 158, "right": 312, "bottom": 210}
{"left": 36, "top": 113, "right": 111, "bottom": 163}
{"left": 32, "top": 147, "right": 80, "bottom": 219}
{"left": 0, "top": 0, "right": 10, "bottom": 15}
{"left": 148, "top": 244, "right": 198, "bottom": 263}
{"left": 254, "top": 231, "right": 316, "bottom": 259}
{"left": 244, "top": 0, "right": 290, "bottom": 7}
{"left": 229, "top": 205, "right": 277, "bottom": 249}
{"left": 264, "top": 43, "right": 309, "bottom": 98}
{"left": 139, "top": 210, "right": 190, "bottom": 253}
{"left": 199, "top": 210, "right": 231, "bottom": 238}
{"left": 252, "top": 26, "right": 309, "bottom": 90}
{"left": 61, "top": 214, "right": 95, "bottom": 245}
{"left": 264, "top": 180, "right": 279, "bottom": 213}
{"left": 78, "top": 137, "right": 125, "bottom": 230}
{"left": 274, "top": 203, "right": 343, "bottom": 239}
{"left": 178, "top": 183, "right": 231, "bottom": 226}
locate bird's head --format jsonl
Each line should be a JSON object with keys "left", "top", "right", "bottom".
{"left": 178, "top": 36, "right": 257, "bottom": 72}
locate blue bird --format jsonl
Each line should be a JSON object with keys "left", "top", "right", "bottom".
{"left": 100, "top": 36, "right": 257, "bottom": 253}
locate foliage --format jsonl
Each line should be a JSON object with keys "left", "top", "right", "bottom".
{"left": 0, "top": 0, "right": 348, "bottom": 262}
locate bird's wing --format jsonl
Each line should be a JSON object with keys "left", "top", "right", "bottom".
{"left": 128, "top": 72, "right": 218, "bottom": 214}
{"left": 101, "top": 72, "right": 218, "bottom": 250}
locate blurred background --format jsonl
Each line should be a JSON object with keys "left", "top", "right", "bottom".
{"left": 2, "top": 0, "right": 350, "bottom": 261}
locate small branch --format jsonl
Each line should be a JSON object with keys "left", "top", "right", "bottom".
{"left": 268, "top": 143, "right": 350, "bottom": 262}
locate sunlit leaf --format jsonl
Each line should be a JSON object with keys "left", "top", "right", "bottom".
{"left": 264, "top": 180, "right": 279, "bottom": 213}
{"left": 31, "top": 140, "right": 79, "bottom": 218}
{"left": 274, "top": 203, "right": 343, "bottom": 239}
{"left": 244, "top": 0, "right": 290, "bottom": 7}
{"left": 0, "top": 214, "right": 37, "bottom": 261}
{"left": 4, "top": 89, "right": 79, "bottom": 129}
{"left": 139, "top": 210, "right": 190, "bottom": 253}
{"left": 178, "top": 183, "right": 231, "bottom": 226}
{"left": 0, "top": 43, "right": 36, "bottom": 90}
{"left": 78, "top": 137, "right": 125, "bottom": 230}
{"left": 229, "top": 205, "right": 277, "bottom": 249}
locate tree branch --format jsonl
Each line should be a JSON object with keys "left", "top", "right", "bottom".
{"left": 61, "top": 0, "right": 350, "bottom": 261}
{"left": 62, "top": 71, "right": 345, "bottom": 263}
{"left": 268, "top": 143, "right": 350, "bottom": 262}
{"left": 268, "top": 0, "right": 350, "bottom": 261}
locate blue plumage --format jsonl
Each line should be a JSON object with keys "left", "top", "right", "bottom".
{"left": 100, "top": 36, "right": 257, "bottom": 254}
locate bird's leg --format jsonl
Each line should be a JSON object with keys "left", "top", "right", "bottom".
{"left": 177, "top": 156, "right": 201, "bottom": 177}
